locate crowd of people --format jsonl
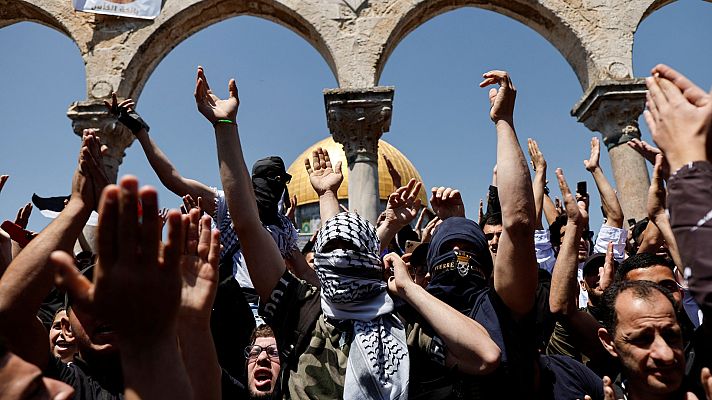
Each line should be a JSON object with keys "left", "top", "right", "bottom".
{"left": 0, "top": 63, "right": 711, "bottom": 400}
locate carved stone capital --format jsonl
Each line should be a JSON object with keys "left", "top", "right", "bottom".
{"left": 67, "top": 100, "right": 136, "bottom": 182}
{"left": 324, "top": 86, "right": 394, "bottom": 164}
{"left": 571, "top": 80, "right": 646, "bottom": 150}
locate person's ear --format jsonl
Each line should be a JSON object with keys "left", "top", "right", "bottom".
{"left": 598, "top": 328, "right": 618, "bottom": 358}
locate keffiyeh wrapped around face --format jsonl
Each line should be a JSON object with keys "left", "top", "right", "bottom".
{"left": 314, "top": 212, "right": 409, "bottom": 400}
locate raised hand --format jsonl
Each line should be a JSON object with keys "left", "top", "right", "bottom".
{"left": 179, "top": 209, "right": 220, "bottom": 327}
{"left": 159, "top": 208, "right": 170, "bottom": 228}
{"left": 304, "top": 147, "right": 343, "bottom": 196}
{"left": 430, "top": 186, "right": 465, "bottom": 220}
{"left": 80, "top": 129, "right": 111, "bottom": 209}
{"left": 479, "top": 70, "right": 516, "bottom": 123}
{"left": 644, "top": 67, "right": 712, "bottom": 172}
{"left": 647, "top": 154, "right": 669, "bottom": 219}
{"left": 384, "top": 179, "right": 422, "bottom": 228}
{"left": 181, "top": 194, "right": 204, "bottom": 216}
{"left": 420, "top": 216, "right": 441, "bottom": 243}
{"left": 383, "top": 154, "right": 402, "bottom": 188}
{"left": 14, "top": 202, "right": 32, "bottom": 229}
{"left": 0, "top": 175, "right": 8, "bottom": 195}
{"left": 104, "top": 93, "right": 150, "bottom": 134}
{"left": 598, "top": 242, "right": 616, "bottom": 292}
{"left": 52, "top": 176, "right": 185, "bottom": 345}
{"left": 194, "top": 66, "right": 239, "bottom": 125}
{"left": 286, "top": 194, "right": 298, "bottom": 226}
{"left": 556, "top": 168, "right": 588, "bottom": 228}
{"left": 527, "top": 138, "right": 547, "bottom": 172}
{"left": 478, "top": 199, "right": 485, "bottom": 225}
{"left": 583, "top": 137, "right": 601, "bottom": 172}
{"left": 627, "top": 138, "right": 661, "bottom": 165}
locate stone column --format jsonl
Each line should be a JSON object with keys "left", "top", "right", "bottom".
{"left": 67, "top": 100, "right": 135, "bottom": 183}
{"left": 572, "top": 80, "right": 649, "bottom": 222}
{"left": 66, "top": 100, "right": 136, "bottom": 255}
{"left": 324, "top": 87, "right": 394, "bottom": 224}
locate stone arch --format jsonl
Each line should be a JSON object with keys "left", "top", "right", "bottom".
{"left": 0, "top": 0, "right": 76, "bottom": 41}
{"left": 636, "top": 0, "right": 712, "bottom": 30}
{"left": 118, "top": 0, "right": 336, "bottom": 99}
{"left": 374, "top": 0, "right": 595, "bottom": 89}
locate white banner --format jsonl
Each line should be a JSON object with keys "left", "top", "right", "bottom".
{"left": 73, "top": 0, "right": 161, "bottom": 20}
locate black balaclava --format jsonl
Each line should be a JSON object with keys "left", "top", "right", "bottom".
{"left": 426, "top": 217, "right": 494, "bottom": 315}
{"left": 251, "top": 156, "right": 291, "bottom": 226}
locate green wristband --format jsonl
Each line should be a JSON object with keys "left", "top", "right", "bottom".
{"left": 213, "top": 119, "right": 237, "bottom": 126}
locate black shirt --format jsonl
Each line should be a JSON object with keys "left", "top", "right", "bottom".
{"left": 45, "top": 356, "right": 124, "bottom": 400}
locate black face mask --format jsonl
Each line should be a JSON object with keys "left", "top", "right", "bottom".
{"left": 252, "top": 177, "right": 285, "bottom": 225}
{"left": 251, "top": 157, "right": 291, "bottom": 226}
{"left": 426, "top": 250, "right": 490, "bottom": 315}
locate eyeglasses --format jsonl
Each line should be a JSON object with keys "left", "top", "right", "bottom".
{"left": 244, "top": 344, "right": 280, "bottom": 363}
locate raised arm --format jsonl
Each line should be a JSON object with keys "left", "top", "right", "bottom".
{"left": 385, "top": 253, "right": 500, "bottom": 375}
{"left": 480, "top": 70, "right": 537, "bottom": 317}
{"left": 194, "top": 67, "right": 285, "bottom": 302}
{"left": 549, "top": 169, "right": 588, "bottom": 316}
{"left": 645, "top": 154, "right": 684, "bottom": 268}
{"left": 528, "top": 138, "right": 547, "bottom": 229}
{"left": 644, "top": 65, "right": 712, "bottom": 315}
{"left": 377, "top": 179, "right": 422, "bottom": 253}
{"left": 106, "top": 93, "right": 216, "bottom": 215}
{"left": 304, "top": 147, "right": 343, "bottom": 222}
{"left": 583, "top": 137, "right": 624, "bottom": 228}
{"left": 548, "top": 169, "right": 608, "bottom": 361}
{"left": 178, "top": 210, "right": 222, "bottom": 400}
{"left": 51, "top": 177, "right": 192, "bottom": 400}
{"left": 0, "top": 133, "right": 101, "bottom": 367}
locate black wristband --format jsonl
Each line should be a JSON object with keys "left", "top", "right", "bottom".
{"left": 118, "top": 108, "right": 150, "bottom": 134}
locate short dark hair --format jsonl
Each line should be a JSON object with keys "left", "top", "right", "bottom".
{"left": 483, "top": 212, "right": 502, "bottom": 227}
{"left": 601, "top": 280, "right": 677, "bottom": 335}
{"left": 250, "top": 324, "right": 275, "bottom": 345}
{"left": 549, "top": 214, "right": 568, "bottom": 247}
{"left": 615, "top": 253, "right": 675, "bottom": 283}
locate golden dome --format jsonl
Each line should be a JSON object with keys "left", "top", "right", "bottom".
{"left": 287, "top": 136, "right": 428, "bottom": 207}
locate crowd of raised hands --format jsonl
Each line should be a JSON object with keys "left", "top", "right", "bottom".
{"left": 0, "top": 63, "right": 711, "bottom": 400}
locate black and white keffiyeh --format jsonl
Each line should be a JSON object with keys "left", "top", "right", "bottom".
{"left": 315, "top": 212, "right": 409, "bottom": 400}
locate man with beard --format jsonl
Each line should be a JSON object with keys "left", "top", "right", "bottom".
{"left": 194, "top": 66, "right": 501, "bottom": 399}
{"left": 245, "top": 325, "right": 281, "bottom": 400}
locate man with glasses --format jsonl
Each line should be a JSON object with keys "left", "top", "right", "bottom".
{"left": 245, "top": 325, "right": 282, "bottom": 400}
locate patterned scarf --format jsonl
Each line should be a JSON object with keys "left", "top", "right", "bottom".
{"left": 314, "top": 213, "right": 409, "bottom": 400}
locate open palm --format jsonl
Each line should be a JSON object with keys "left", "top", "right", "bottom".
{"left": 180, "top": 211, "right": 220, "bottom": 325}
{"left": 194, "top": 66, "right": 239, "bottom": 124}
{"left": 385, "top": 179, "right": 422, "bottom": 227}
{"left": 305, "top": 147, "right": 343, "bottom": 196}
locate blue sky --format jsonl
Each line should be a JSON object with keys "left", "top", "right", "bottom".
{"left": 1, "top": 0, "right": 712, "bottom": 233}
